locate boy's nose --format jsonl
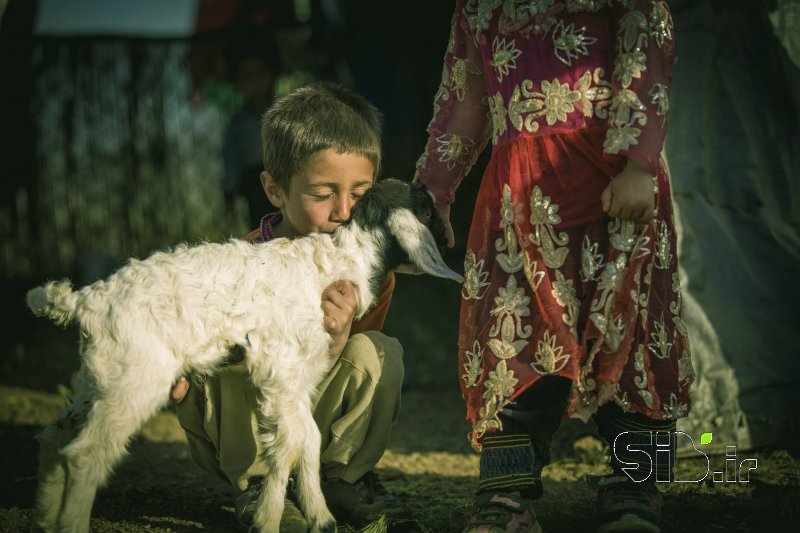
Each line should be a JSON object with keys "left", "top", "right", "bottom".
{"left": 334, "top": 196, "right": 353, "bottom": 222}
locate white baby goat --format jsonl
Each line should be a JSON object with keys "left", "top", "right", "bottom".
{"left": 27, "top": 178, "right": 463, "bottom": 533}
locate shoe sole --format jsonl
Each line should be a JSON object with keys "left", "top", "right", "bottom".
{"left": 463, "top": 520, "right": 542, "bottom": 533}
{"left": 597, "top": 513, "right": 659, "bottom": 533}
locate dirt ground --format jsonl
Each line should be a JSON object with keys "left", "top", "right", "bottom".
{"left": 2, "top": 283, "right": 799, "bottom": 533}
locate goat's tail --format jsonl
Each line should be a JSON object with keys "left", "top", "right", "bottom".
{"left": 26, "top": 280, "right": 78, "bottom": 326}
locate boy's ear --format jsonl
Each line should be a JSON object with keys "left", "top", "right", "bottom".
{"left": 261, "top": 171, "right": 285, "bottom": 209}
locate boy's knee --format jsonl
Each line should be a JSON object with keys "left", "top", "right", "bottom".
{"left": 340, "top": 332, "right": 404, "bottom": 388}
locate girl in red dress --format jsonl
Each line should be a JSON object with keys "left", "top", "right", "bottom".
{"left": 414, "top": 1, "right": 692, "bottom": 531}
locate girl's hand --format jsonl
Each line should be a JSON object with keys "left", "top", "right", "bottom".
{"left": 321, "top": 280, "right": 357, "bottom": 360}
{"left": 601, "top": 158, "right": 656, "bottom": 223}
{"left": 435, "top": 202, "right": 455, "bottom": 248}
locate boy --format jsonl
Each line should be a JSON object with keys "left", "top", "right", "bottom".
{"left": 173, "top": 81, "right": 407, "bottom": 531}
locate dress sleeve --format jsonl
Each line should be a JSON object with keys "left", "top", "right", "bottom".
{"left": 413, "top": 0, "right": 491, "bottom": 205}
{"left": 603, "top": 0, "right": 675, "bottom": 174}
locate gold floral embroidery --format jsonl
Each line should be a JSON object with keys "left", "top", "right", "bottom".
{"left": 531, "top": 330, "right": 570, "bottom": 374}
{"left": 435, "top": 133, "right": 475, "bottom": 170}
{"left": 463, "top": 249, "right": 491, "bottom": 300}
{"left": 653, "top": 219, "right": 672, "bottom": 269}
{"left": 475, "top": 351, "right": 522, "bottom": 439}
{"left": 649, "top": 83, "right": 669, "bottom": 126}
{"left": 487, "top": 275, "right": 533, "bottom": 360}
{"left": 649, "top": 1, "right": 673, "bottom": 49}
{"left": 462, "top": 340, "right": 485, "bottom": 387}
{"left": 591, "top": 253, "right": 627, "bottom": 313}
{"left": 465, "top": 0, "right": 502, "bottom": 33}
{"left": 523, "top": 252, "right": 546, "bottom": 290}
{"left": 528, "top": 185, "right": 569, "bottom": 269}
{"left": 475, "top": 396, "right": 504, "bottom": 439}
{"left": 552, "top": 19, "right": 597, "bottom": 66}
{"left": 484, "top": 359, "right": 518, "bottom": 400}
{"left": 541, "top": 78, "right": 581, "bottom": 125}
{"left": 614, "top": 391, "right": 631, "bottom": 412}
{"left": 605, "top": 8, "right": 651, "bottom": 154}
{"left": 633, "top": 344, "right": 654, "bottom": 408}
{"left": 499, "top": 0, "right": 561, "bottom": 36}
{"left": 661, "top": 392, "right": 687, "bottom": 419}
{"left": 504, "top": 0, "right": 557, "bottom": 20}
{"left": 581, "top": 235, "right": 605, "bottom": 282}
{"left": 670, "top": 273, "right": 688, "bottom": 337}
{"left": 565, "top": 0, "right": 609, "bottom": 12}
{"left": 605, "top": 89, "right": 647, "bottom": 153}
{"left": 617, "top": 11, "right": 649, "bottom": 67}
{"left": 615, "top": 50, "right": 647, "bottom": 88}
{"left": 590, "top": 311, "right": 625, "bottom": 352}
{"left": 506, "top": 70, "right": 612, "bottom": 136}
{"left": 508, "top": 80, "right": 543, "bottom": 133}
{"left": 488, "top": 92, "right": 508, "bottom": 144}
{"left": 678, "top": 348, "right": 693, "bottom": 384}
{"left": 609, "top": 218, "right": 639, "bottom": 252}
{"left": 574, "top": 68, "right": 613, "bottom": 119}
{"left": 551, "top": 270, "right": 579, "bottom": 337}
{"left": 490, "top": 36, "right": 522, "bottom": 81}
{"left": 451, "top": 58, "right": 468, "bottom": 102}
{"left": 648, "top": 314, "right": 672, "bottom": 360}
{"left": 495, "top": 185, "right": 525, "bottom": 273}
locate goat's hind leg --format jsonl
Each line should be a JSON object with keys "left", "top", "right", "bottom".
{"left": 294, "top": 407, "right": 335, "bottom": 533}
{"left": 55, "top": 367, "right": 176, "bottom": 532}
{"left": 250, "top": 387, "right": 335, "bottom": 533}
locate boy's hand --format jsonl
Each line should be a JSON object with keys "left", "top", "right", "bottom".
{"left": 436, "top": 202, "right": 455, "bottom": 248}
{"left": 601, "top": 158, "right": 656, "bottom": 223}
{"left": 322, "top": 280, "right": 357, "bottom": 360}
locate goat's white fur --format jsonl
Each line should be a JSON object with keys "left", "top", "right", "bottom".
{"left": 27, "top": 206, "right": 462, "bottom": 533}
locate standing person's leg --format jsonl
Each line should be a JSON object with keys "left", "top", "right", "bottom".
{"left": 465, "top": 376, "right": 572, "bottom": 533}
{"left": 592, "top": 404, "right": 676, "bottom": 533}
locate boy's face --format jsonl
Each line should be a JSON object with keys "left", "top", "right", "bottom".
{"left": 262, "top": 148, "right": 374, "bottom": 238}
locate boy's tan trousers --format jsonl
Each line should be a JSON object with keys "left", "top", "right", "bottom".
{"left": 175, "top": 331, "right": 404, "bottom": 491}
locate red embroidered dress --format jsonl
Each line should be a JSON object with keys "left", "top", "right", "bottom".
{"left": 414, "top": 0, "right": 693, "bottom": 448}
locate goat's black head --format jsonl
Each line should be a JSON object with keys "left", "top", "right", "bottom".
{"left": 349, "top": 178, "right": 463, "bottom": 283}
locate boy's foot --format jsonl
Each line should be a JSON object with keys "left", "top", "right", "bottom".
{"left": 234, "top": 476, "right": 309, "bottom": 532}
{"left": 591, "top": 474, "right": 662, "bottom": 533}
{"left": 321, "top": 471, "right": 409, "bottom": 527}
{"left": 463, "top": 491, "right": 542, "bottom": 533}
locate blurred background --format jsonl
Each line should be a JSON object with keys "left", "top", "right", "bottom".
{"left": 1, "top": 0, "right": 799, "bottom": 455}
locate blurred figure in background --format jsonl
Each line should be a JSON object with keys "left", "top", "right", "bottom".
{"left": 222, "top": 27, "right": 282, "bottom": 229}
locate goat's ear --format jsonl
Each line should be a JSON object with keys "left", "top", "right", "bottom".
{"left": 387, "top": 209, "right": 464, "bottom": 283}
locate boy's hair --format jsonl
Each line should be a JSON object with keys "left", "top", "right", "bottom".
{"left": 261, "top": 81, "right": 383, "bottom": 190}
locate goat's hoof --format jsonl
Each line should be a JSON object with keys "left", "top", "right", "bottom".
{"left": 314, "top": 519, "right": 336, "bottom": 533}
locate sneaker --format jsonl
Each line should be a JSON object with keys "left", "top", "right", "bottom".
{"left": 591, "top": 474, "right": 662, "bottom": 533}
{"left": 234, "top": 476, "right": 309, "bottom": 533}
{"left": 463, "top": 491, "right": 542, "bottom": 533}
{"left": 321, "top": 471, "right": 409, "bottom": 527}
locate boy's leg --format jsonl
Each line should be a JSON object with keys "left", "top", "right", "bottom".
{"left": 174, "top": 361, "right": 265, "bottom": 489}
{"left": 592, "top": 404, "right": 676, "bottom": 533}
{"left": 465, "top": 376, "right": 571, "bottom": 533}
{"left": 313, "top": 331, "right": 408, "bottom": 525}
